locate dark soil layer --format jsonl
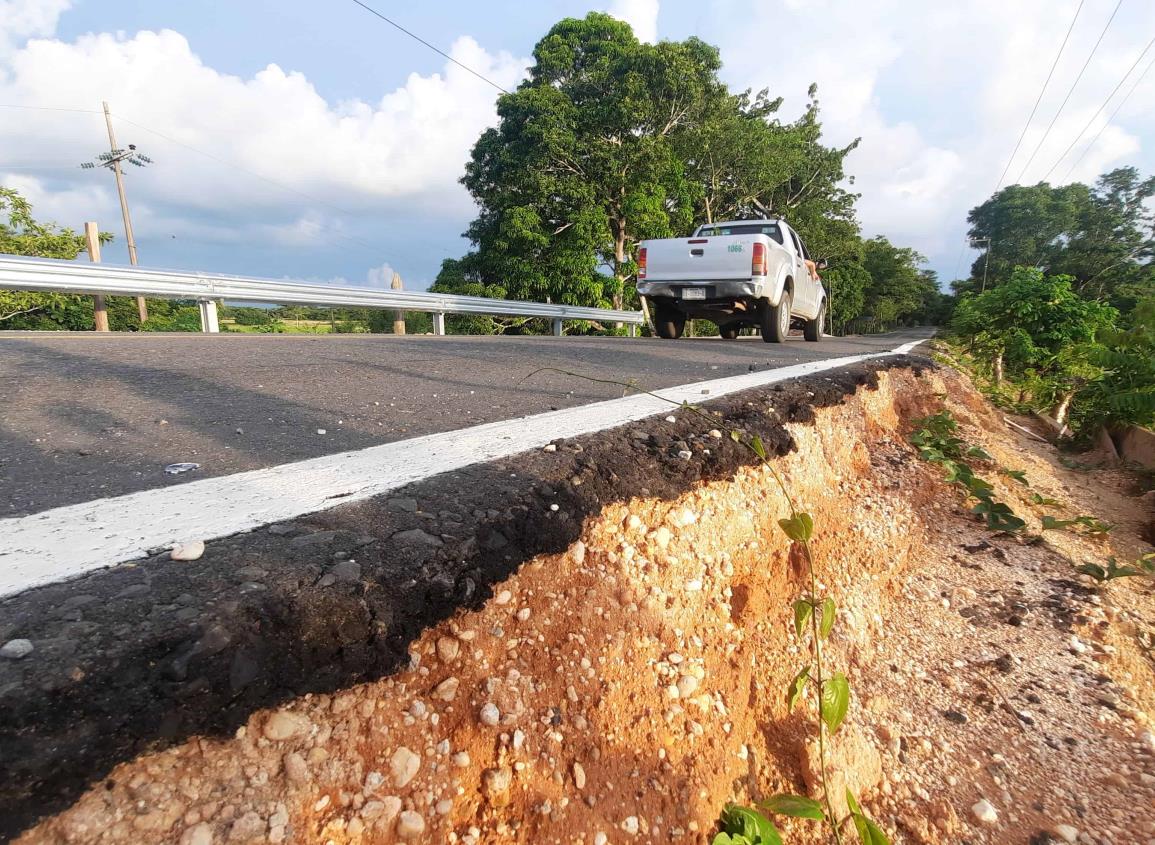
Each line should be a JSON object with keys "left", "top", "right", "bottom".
{"left": 0, "top": 356, "right": 927, "bottom": 841}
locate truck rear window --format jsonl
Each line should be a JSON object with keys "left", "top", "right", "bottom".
{"left": 695, "top": 223, "right": 783, "bottom": 244}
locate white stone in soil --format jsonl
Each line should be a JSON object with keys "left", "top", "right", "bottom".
{"left": 480, "top": 702, "right": 500, "bottom": 726}
{"left": 971, "top": 799, "right": 998, "bottom": 824}
{"left": 622, "top": 815, "right": 640, "bottom": 835}
{"left": 263, "top": 710, "right": 310, "bottom": 741}
{"left": 0, "top": 639, "right": 33, "bottom": 660}
{"left": 570, "top": 540, "right": 586, "bottom": 564}
{"left": 1140, "top": 730, "right": 1155, "bottom": 753}
{"left": 573, "top": 762, "right": 586, "bottom": 790}
{"left": 433, "top": 676, "right": 459, "bottom": 701}
{"left": 390, "top": 746, "right": 421, "bottom": 788}
{"left": 516, "top": 607, "right": 532, "bottom": 622}
{"left": 179, "top": 823, "right": 213, "bottom": 845}
{"left": 171, "top": 540, "right": 205, "bottom": 561}
{"left": 396, "top": 810, "right": 425, "bottom": 839}
{"left": 283, "top": 752, "right": 309, "bottom": 783}
{"left": 452, "top": 751, "right": 471, "bottom": 767}
{"left": 677, "top": 675, "right": 700, "bottom": 697}
{"left": 436, "top": 636, "right": 460, "bottom": 662}
{"left": 594, "top": 834, "right": 608, "bottom": 845}
{"left": 1052, "top": 824, "right": 1079, "bottom": 843}
{"left": 495, "top": 590, "right": 512, "bottom": 605}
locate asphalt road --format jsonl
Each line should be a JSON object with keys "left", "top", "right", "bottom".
{"left": 0, "top": 329, "right": 930, "bottom": 516}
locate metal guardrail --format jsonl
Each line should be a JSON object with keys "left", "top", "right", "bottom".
{"left": 0, "top": 255, "right": 644, "bottom": 335}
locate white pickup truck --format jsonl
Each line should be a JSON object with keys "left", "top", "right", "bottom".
{"left": 636, "top": 219, "right": 827, "bottom": 342}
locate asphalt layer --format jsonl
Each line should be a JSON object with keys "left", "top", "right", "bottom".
{"left": 0, "top": 355, "right": 930, "bottom": 841}
{"left": 0, "top": 330, "right": 930, "bottom": 516}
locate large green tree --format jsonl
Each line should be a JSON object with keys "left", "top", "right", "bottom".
{"left": 962, "top": 167, "right": 1154, "bottom": 311}
{"left": 462, "top": 13, "right": 722, "bottom": 310}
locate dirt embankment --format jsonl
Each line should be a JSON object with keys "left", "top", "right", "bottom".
{"left": 7, "top": 360, "right": 1155, "bottom": 845}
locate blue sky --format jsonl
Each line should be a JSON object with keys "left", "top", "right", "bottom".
{"left": 3, "top": 0, "right": 1154, "bottom": 290}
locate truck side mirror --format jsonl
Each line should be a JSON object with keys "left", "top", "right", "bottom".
{"left": 816, "top": 258, "right": 829, "bottom": 270}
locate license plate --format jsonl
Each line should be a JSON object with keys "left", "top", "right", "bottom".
{"left": 682, "top": 288, "right": 706, "bottom": 300}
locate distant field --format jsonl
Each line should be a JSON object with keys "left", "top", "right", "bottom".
{"left": 220, "top": 319, "right": 370, "bottom": 335}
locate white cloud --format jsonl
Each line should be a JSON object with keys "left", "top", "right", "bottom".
{"left": 606, "top": 0, "right": 659, "bottom": 43}
{"left": 700, "top": 0, "right": 1155, "bottom": 276}
{"left": 0, "top": 0, "right": 70, "bottom": 56}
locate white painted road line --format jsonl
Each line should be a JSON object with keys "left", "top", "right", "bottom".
{"left": 0, "top": 339, "right": 925, "bottom": 597}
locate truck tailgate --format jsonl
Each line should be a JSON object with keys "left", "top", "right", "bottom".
{"left": 643, "top": 235, "right": 757, "bottom": 282}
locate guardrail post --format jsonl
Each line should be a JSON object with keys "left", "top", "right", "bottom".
{"left": 83, "top": 222, "right": 110, "bottom": 332}
{"left": 552, "top": 318, "right": 563, "bottom": 337}
{"left": 198, "top": 299, "right": 220, "bottom": 333}
{"left": 391, "top": 272, "right": 406, "bottom": 335}
{"left": 628, "top": 323, "right": 637, "bottom": 338}
{"left": 432, "top": 312, "right": 446, "bottom": 336}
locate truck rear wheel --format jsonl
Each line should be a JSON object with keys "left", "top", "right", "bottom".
{"left": 654, "top": 304, "right": 686, "bottom": 339}
{"left": 760, "top": 291, "right": 791, "bottom": 343}
{"left": 804, "top": 300, "right": 826, "bottom": 342}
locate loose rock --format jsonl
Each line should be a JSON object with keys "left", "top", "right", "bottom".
{"left": 171, "top": 541, "right": 206, "bottom": 561}
{"left": 971, "top": 799, "right": 998, "bottom": 824}
{"left": 389, "top": 746, "right": 421, "bottom": 788}
{"left": 263, "top": 711, "right": 310, "bottom": 741}
{"left": 0, "top": 639, "right": 33, "bottom": 660}
{"left": 396, "top": 810, "right": 425, "bottom": 839}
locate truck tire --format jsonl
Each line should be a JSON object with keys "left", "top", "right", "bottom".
{"left": 761, "top": 291, "right": 792, "bottom": 343}
{"left": 804, "top": 300, "right": 826, "bottom": 342}
{"left": 654, "top": 305, "right": 686, "bottom": 339}
{"left": 719, "top": 323, "right": 740, "bottom": 340}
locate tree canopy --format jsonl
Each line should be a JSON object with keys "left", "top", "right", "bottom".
{"left": 456, "top": 12, "right": 877, "bottom": 319}
{"left": 961, "top": 167, "right": 1154, "bottom": 312}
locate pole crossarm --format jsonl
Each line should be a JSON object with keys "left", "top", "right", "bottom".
{"left": 0, "top": 256, "right": 646, "bottom": 325}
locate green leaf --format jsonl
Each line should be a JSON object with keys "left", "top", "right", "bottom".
{"left": 845, "top": 789, "right": 863, "bottom": 817}
{"left": 856, "top": 815, "right": 891, "bottom": 845}
{"left": 786, "top": 666, "right": 810, "bottom": 711}
{"left": 793, "top": 599, "right": 813, "bottom": 639}
{"left": 1076, "top": 562, "right": 1107, "bottom": 581}
{"left": 730, "top": 430, "right": 741, "bottom": 443}
{"left": 820, "top": 672, "right": 850, "bottom": 735}
{"left": 750, "top": 434, "right": 767, "bottom": 460}
{"left": 712, "top": 834, "right": 738, "bottom": 845}
{"left": 1001, "top": 468, "right": 1029, "bottom": 486}
{"left": 966, "top": 445, "right": 993, "bottom": 461}
{"left": 819, "top": 597, "right": 836, "bottom": 640}
{"left": 1041, "top": 515, "right": 1077, "bottom": 531}
{"left": 1030, "top": 493, "right": 1061, "bottom": 507}
{"left": 778, "top": 512, "right": 814, "bottom": 543}
{"left": 761, "top": 794, "right": 825, "bottom": 821}
{"left": 719, "top": 805, "right": 783, "bottom": 845}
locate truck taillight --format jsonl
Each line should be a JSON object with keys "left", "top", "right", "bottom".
{"left": 638, "top": 247, "right": 647, "bottom": 280}
{"left": 752, "top": 242, "right": 767, "bottom": 276}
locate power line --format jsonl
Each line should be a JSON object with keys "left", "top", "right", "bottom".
{"left": 1046, "top": 35, "right": 1155, "bottom": 181}
{"left": 0, "top": 103, "right": 102, "bottom": 114}
{"left": 1063, "top": 50, "right": 1155, "bottom": 180}
{"left": 347, "top": 0, "right": 510, "bottom": 94}
{"left": 994, "top": 0, "right": 1085, "bottom": 191}
{"left": 1014, "top": 0, "right": 1124, "bottom": 185}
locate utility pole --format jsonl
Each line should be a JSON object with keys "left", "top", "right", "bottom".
{"left": 81, "top": 102, "right": 152, "bottom": 323}
{"left": 969, "top": 237, "right": 992, "bottom": 292}
{"left": 84, "top": 222, "right": 109, "bottom": 332}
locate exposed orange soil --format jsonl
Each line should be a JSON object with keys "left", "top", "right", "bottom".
{"left": 21, "top": 365, "right": 1155, "bottom": 845}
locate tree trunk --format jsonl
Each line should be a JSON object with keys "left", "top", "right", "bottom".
{"left": 993, "top": 351, "right": 1004, "bottom": 385}
{"left": 1052, "top": 393, "right": 1074, "bottom": 427}
{"left": 612, "top": 218, "right": 627, "bottom": 317}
